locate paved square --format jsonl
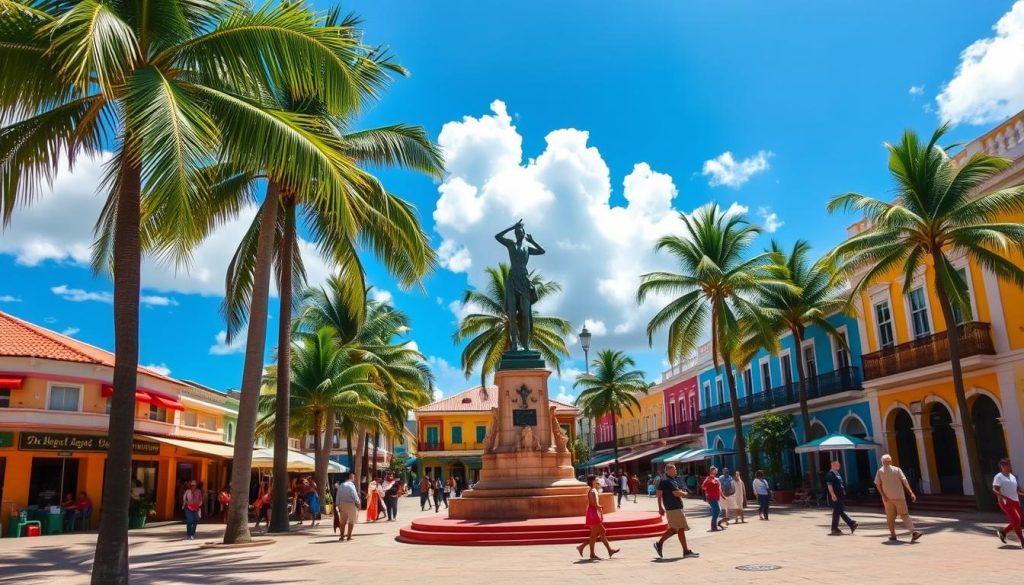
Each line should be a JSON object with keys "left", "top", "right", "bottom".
{"left": 0, "top": 496, "right": 1013, "bottom": 584}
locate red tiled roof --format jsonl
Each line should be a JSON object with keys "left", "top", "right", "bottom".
{"left": 0, "top": 311, "right": 176, "bottom": 382}
{"left": 416, "top": 385, "right": 577, "bottom": 414}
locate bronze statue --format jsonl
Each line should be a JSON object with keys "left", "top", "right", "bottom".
{"left": 495, "top": 220, "right": 545, "bottom": 352}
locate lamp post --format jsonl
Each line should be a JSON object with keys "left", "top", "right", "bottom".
{"left": 579, "top": 326, "right": 592, "bottom": 374}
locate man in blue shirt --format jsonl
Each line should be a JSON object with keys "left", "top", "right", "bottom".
{"left": 825, "top": 460, "right": 858, "bottom": 535}
{"left": 335, "top": 472, "right": 361, "bottom": 542}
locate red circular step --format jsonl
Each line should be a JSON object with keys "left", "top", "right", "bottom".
{"left": 399, "top": 511, "right": 667, "bottom": 546}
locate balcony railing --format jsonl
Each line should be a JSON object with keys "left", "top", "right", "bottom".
{"left": 618, "top": 429, "right": 660, "bottom": 447}
{"left": 593, "top": 440, "right": 615, "bottom": 452}
{"left": 862, "top": 321, "right": 995, "bottom": 380}
{"left": 699, "top": 366, "right": 863, "bottom": 423}
{"left": 418, "top": 441, "right": 444, "bottom": 451}
{"left": 658, "top": 420, "right": 702, "bottom": 438}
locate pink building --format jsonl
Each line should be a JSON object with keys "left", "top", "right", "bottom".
{"left": 594, "top": 412, "right": 615, "bottom": 449}
{"left": 662, "top": 375, "right": 699, "bottom": 434}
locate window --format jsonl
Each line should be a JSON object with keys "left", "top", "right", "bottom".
{"left": 875, "top": 301, "right": 895, "bottom": 348}
{"left": 0, "top": 388, "right": 9, "bottom": 408}
{"left": 679, "top": 400, "right": 686, "bottom": 422}
{"left": 202, "top": 415, "right": 217, "bottom": 430}
{"left": 668, "top": 401, "right": 675, "bottom": 426}
{"left": 951, "top": 268, "right": 972, "bottom": 325}
{"left": 760, "top": 361, "right": 771, "bottom": 392}
{"left": 909, "top": 287, "right": 931, "bottom": 338}
{"left": 451, "top": 426, "right": 463, "bottom": 444}
{"left": 803, "top": 344, "right": 817, "bottom": 379}
{"left": 716, "top": 378, "right": 724, "bottom": 405}
{"left": 780, "top": 353, "right": 793, "bottom": 387}
{"left": 743, "top": 368, "right": 753, "bottom": 396}
{"left": 690, "top": 400, "right": 696, "bottom": 422}
{"left": 703, "top": 382, "right": 711, "bottom": 409}
{"left": 835, "top": 330, "right": 850, "bottom": 370}
{"left": 183, "top": 411, "right": 198, "bottom": 427}
{"left": 148, "top": 404, "right": 167, "bottom": 422}
{"left": 227, "top": 422, "right": 235, "bottom": 443}
{"left": 48, "top": 385, "right": 80, "bottom": 412}
{"left": 475, "top": 425, "right": 486, "bottom": 443}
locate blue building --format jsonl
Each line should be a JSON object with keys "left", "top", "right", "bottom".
{"left": 699, "top": 313, "right": 880, "bottom": 493}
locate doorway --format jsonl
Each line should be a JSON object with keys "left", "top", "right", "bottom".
{"left": 929, "top": 404, "right": 963, "bottom": 494}
{"left": 131, "top": 461, "right": 159, "bottom": 504}
{"left": 29, "top": 457, "right": 79, "bottom": 507}
{"left": 972, "top": 395, "right": 1008, "bottom": 480}
{"left": 175, "top": 462, "right": 196, "bottom": 517}
{"left": 892, "top": 409, "right": 921, "bottom": 491}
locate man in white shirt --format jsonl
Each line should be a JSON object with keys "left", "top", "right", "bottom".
{"left": 993, "top": 458, "right": 1024, "bottom": 548}
{"left": 335, "top": 472, "right": 360, "bottom": 542}
{"left": 873, "top": 454, "right": 921, "bottom": 543}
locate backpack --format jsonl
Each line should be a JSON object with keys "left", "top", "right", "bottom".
{"left": 721, "top": 474, "right": 735, "bottom": 496}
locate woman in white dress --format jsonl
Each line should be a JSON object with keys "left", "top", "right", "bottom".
{"left": 727, "top": 471, "right": 747, "bottom": 523}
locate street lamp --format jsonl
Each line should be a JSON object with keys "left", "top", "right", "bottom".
{"left": 579, "top": 326, "right": 592, "bottom": 374}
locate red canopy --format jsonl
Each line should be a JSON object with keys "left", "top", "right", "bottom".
{"left": 148, "top": 393, "right": 184, "bottom": 412}
{"left": 101, "top": 384, "right": 153, "bottom": 404}
{"left": 0, "top": 376, "right": 24, "bottom": 390}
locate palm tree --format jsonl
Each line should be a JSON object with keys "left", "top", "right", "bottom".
{"left": 0, "top": 1, "right": 374, "bottom": 577}
{"left": 574, "top": 349, "right": 650, "bottom": 464}
{"left": 258, "top": 327, "right": 384, "bottom": 494}
{"left": 757, "top": 240, "right": 848, "bottom": 484}
{"left": 827, "top": 124, "right": 1024, "bottom": 510}
{"left": 454, "top": 264, "right": 571, "bottom": 389}
{"left": 637, "top": 203, "right": 780, "bottom": 487}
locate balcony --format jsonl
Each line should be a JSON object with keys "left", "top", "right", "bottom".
{"left": 418, "top": 441, "right": 444, "bottom": 451}
{"left": 618, "top": 430, "right": 660, "bottom": 447}
{"left": 593, "top": 439, "right": 615, "bottom": 452}
{"left": 862, "top": 322, "right": 995, "bottom": 380}
{"left": 699, "top": 366, "right": 863, "bottom": 423}
{"left": 658, "top": 420, "right": 702, "bottom": 438}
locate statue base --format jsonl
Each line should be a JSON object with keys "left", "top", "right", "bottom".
{"left": 497, "top": 349, "right": 545, "bottom": 370}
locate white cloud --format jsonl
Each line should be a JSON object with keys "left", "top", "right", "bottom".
{"left": 448, "top": 299, "right": 474, "bottom": 322}
{"left": 432, "top": 101, "right": 744, "bottom": 355}
{"left": 405, "top": 340, "right": 419, "bottom": 352}
{"left": 702, "top": 150, "right": 772, "bottom": 188}
{"left": 937, "top": 1, "right": 1024, "bottom": 125}
{"left": 209, "top": 330, "right": 246, "bottom": 356}
{"left": 61, "top": 327, "right": 80, "bottom": 336}
{"left": 371, "top": 289, "right": 393, "bottom": 305}
{"left": 757, "top": 207, "right": 784, "bottom": 233}
{"left": 0, "top": 295, "right": 21, "bottom": 302}
{"left": 426, "top": 355, "right": 470, "bottom": 400}
{"left": 909, "top": 85, "right": 925, "bottom": 97}
{"left": 140, "top": 295, "right": 178, "bottom": 307}
{"left": 51, "top": 285, "right": 112, "bottom": 303}
{"left": 142, "top": 363, "right": 172, "bottom": 376}
{"left": 554, "top": 387, "right": 576, "bottom": 404}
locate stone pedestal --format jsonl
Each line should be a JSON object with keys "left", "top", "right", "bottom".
{"left": 448, "top": 362, "right": 614, "bottom": 520}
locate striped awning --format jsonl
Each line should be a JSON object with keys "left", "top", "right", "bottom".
{"left": 653, "top": 447, "right": 694, "bottom": 464}
{"left": 581, "top": 452, "right": 616, "bottom": 468}
{"left": 617, "top": 443, "right": 675, "bottom": 464}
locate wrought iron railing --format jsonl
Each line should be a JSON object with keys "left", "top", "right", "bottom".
{"left": 698, "top": 366, "right": 864, "bottom": 423}
{"left": 418, "top": 441, "right": 444, "bottom": 451}
{"left": 658, "top": 420, "right": 702, "bottom": 438}
{"left": 593, "top": 440, "right": 615, "bottom": 452}
{"left": 862, "top": 321, "right": 995, "bottom": 380}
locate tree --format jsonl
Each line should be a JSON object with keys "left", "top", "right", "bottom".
{"left": 757, "top": 240, "right": 848, "bottom": 485}
{"left": 454, "top": 263, "right": 571, "bottom": 389}
{"left": 0, "top": 1, "right": 374, "bottom": 578}
{"left": 570, "top": 437, "right": 592, "bottom": 469}
{"left": 573, "top": 350, "right": 650, "bottom": 465}
{"left": 638, "top": 203, "right": 781, "bottom": 488}
{"left": 747, "top": 413, "right": 797, "bottom": 488}
{"left": 827, "top": 124, "right": 1024, "bottom": 510}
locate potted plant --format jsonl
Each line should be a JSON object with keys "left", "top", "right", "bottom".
{"left": 322, "top": 489, "right": 334, "bottom": 515}
{"left": 128, "top": 498, "right": 156, "bottom": 529}
{"left": 747, "top": 413, "right": 798, "bottom": 504}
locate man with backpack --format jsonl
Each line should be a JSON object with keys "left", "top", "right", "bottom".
{"left": 719, "top": 467, "right": 735, "bottom": 527}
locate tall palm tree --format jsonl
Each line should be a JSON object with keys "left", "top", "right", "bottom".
{"left": 0, "top": 1, "right": 372, "bottom": 577}
{"left": 574, "top": 349, "right": 650, "bottom": 465}
{"left": 827, "top": 124, "right": 1024, "bottom": 509}
{"left": 757, "top": 240, "right": 848, "bottom": 484}
{"left": 258, "top": 327, "right": 384, "bottom": 493}
{"left": 454, "top": 263, "right": 571, "bottom": 389}
{"left": 637, "top": 203, "right": 780, "bottom": 486}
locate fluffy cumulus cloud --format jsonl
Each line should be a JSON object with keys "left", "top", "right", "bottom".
{"left": 757, "top": 206, "right": 784, "bottom": 233}
{"left": 0, "top": 155, "right": 334, "bottom": 297}
{"left": 142, "top": 363, "right": 172, "bottom": 376}
{"left": 426, "top": 355, "right": 468, "bottom": 400}
{"left": 140, "top": 295, "right": 178, "bottom": 307}
{"left": 370, "top": 288, "right": 393, "bottom": 304}
{"left": 432, "top": 100, "right": 744, "bottom": 355}
{"left": 937, "top": 1, "right": 1024, "bottom": 125}
{"left": 701, "top": 150, "right": 772, "bottom": 188}
{"left": 209, "top": 330, "right": 246, "bottom": 356}
{"left": 51, "top": 285, "right": 112, "bottom": 303}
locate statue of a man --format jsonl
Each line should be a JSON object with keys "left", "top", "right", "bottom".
{"left": 495, "top": 220, "right": 545, "bottom": 351}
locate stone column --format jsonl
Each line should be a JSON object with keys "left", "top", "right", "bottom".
{"left": 951, "top": 422, "right": 975, "bottom": 495}
{"left": 911, "top": 418, "right": 933, "bottom": 494}
{"left": 996, "top": 367, "right": 1024, "bottom": 462}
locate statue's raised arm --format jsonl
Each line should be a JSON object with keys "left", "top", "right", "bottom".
{"left": 524, "top": 233, "right": 545, "bottom": 256}
{"left": 495, "top": 220, "right": 523, "bottom": 248}
{"left": 496, "top": 219, "right": 538, "bottom": 351}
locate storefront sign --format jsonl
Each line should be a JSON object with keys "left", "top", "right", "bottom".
{"left": 18, "top": 432, "right": 160, "bottom": 455}
{"left": 57, "top": 451, "right": 73, "bottom": 458}
{"left": 0, "top": 431, "right": 12, "bottom": 448}
{"left": 512, "top": 409, "right": 537, "bottom": 427}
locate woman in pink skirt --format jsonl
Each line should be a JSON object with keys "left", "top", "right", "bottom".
{"left": 576, "top": 475, "right": 619, "bottom": 559}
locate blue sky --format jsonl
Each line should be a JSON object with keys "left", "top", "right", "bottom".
{"left": 2, "top": 0, "right": 1022, "bottom": 402}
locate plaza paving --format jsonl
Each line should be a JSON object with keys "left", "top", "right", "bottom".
{"left": 0, "top": 495, "right": 1015, "bottom": 584}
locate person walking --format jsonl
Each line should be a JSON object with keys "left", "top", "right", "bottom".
{"left": 218, "top": 483, "right": 231, "bottom": 524}
{"left": 334, "top": 472, "right": 360, "bottom": 542}
{"left": 702, "top": 467, "right": 724, "bottom": 531}
{"left": 752, "top": 471, "right": 771, "bottom": 520}
{"left": 618, "top": 471, "right": 628, "bottom": 508}
{"left": 384, "top": 478, "right": 401, "bottom": 521}
{"left": 253, "top": 480, "right": 271, "bottom": 529}
{"left": 444, "top": 476, "right": 455, "bottom": 506}
{"left": 718, "top": 467, "right": 734, "bottom": 526}
{"left": 575, "top": 475, "right": 620, "bottom": 560}
{"left": 182, "top": 480, "right": 203, "bottom": 541}
{"left": 629, "top": 474, "right": 641, "bottom": 504}
{"left": 420, "top": 475, "right": 432, "bottom": 511}
{"left": 433, "top": 476, "right": 446, "bottom": 512}
{"left": 305, "top": 478, "right": 322, "bottom": 527}
{"left": 652, "top": 464, "right": 699, "bottom": 559}
{"left": 366, "top": 477, "right": 381, "bottom": 522}
{"left": 825, "top": 460, "right": 858, "bottom": 535}
{"left": 874, "top": 454, "right": 921, "bottom": 543}
{"left": 727, "top": 470, "right": 746, "bottom": 523}
{"left": 993, "top": 458, "right": 1024, "bottom": 548}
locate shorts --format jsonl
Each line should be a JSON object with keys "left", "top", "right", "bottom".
{"left": 665, "top": 508, "right": 689, "bottom": 531}
{"left": 883, "top": 498, "right": 909, "bottom": 516}
{"left": 338, "top": 502, "right": 358, "bottom": 527}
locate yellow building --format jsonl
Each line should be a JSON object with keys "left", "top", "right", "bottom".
{"left": 847, "top": 110, "right": 1024, "bottom": 497}
{"left": 0, "top": 311, "right": 238, "bottom": 530}
{"left": 414, "top": 385, "right": 577, "bottom": 485}
{"left": 614, "top": 385, "right": 665, "bottom": 447}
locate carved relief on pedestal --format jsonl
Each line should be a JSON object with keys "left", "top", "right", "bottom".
{"left": 483, "top": 407, "right": 499, "bottom": 454}
{"left": 550, "top": 405, "right": 569, "bottom": 453}
{"left": 517, "top": 425, "right": 541, "bottom": 452}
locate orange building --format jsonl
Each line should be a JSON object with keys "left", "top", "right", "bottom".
{"left": 0, "top": 311, "right": 238, "bottom": 530}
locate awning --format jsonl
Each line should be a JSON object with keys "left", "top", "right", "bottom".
{"left": 795, "top": 433, "right": 879, "bottom": 454}
{"left": 146, "top": 435, "right": 236, "bottom": 458}
{"left": 102, "top": 384, "right": 153, "bottom": 404}
{"left": 0, "top": 375, "right": 25, "bottom": 390}
{"left": 581, "top": 452, "right": 616, "bottom": 468}
{"left": 674, "top": 447, "right": 736, "bottom": 463}
{"left": 618, "top": 444, "right": 675, "bottom": 464}
{"left": 404, "top": 457, "right": 417, "bottom": 467}
{"left": 148, "top": 393, "right": 184, "bottom": 411}
{"left": 251, "top": 448, "right": 345, "bottom": 472}
{"left": 653, "top": 447, "right": 692, "bottom": 464}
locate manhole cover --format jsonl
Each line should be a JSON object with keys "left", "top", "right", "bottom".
{"left": 736, "top": 564, "right": 782, "bottom": 572}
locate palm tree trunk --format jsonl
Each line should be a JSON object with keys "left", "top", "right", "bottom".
{"left": 224, "top": 185, "right": 280, "bottom": 544}
{"left": 931, "top": 255, "right": 990, "bottom": 510}
{"left": 791, "top": 327, "right": 817, "bottom": 489}
{"left": 371, "top": 431, "right": 380, "bottom": 478}
{"left": 91, "top": 155, "right": 141, "bottom": 585}
{"left": 722, "top": 355, "right": 751, "bottom": 488}
{"left": 611, "top": 411, "right": 619, "bottom": 468}
{"left": 353, "top": 428, "right": 367, "bottom": 501}
{"left": 362, "top": 433, "right": 371, "bottom": 487}
{"left": 312, "top": 410, "right": 323, "bottom": 501}
{"left": 269, "top": 197, "right": 296, "bottom": 533}
{"left": 317, "top": 412, "right": 335, "bottom": 496}
{"left": 346, "top": 431, "right": 354, "bottom": 471}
